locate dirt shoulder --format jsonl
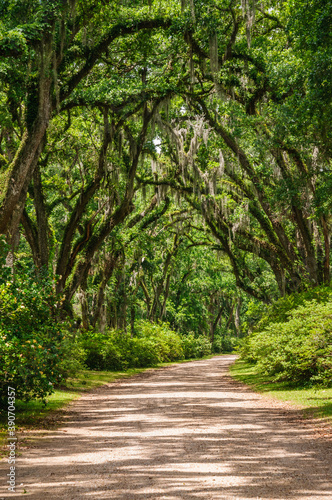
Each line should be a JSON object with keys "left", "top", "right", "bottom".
{"left": 1, "top": 355, "right": 331, "bottom": 499}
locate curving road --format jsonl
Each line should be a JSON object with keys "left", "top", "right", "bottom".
{"left": 1, "top": 355, "right": 332, "bottom": 499}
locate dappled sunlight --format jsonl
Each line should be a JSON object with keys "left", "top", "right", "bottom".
{"left": 1, "top": 356, "right": 331, "bottom": 499}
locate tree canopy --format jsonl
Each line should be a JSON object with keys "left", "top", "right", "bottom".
{"left": 0, "top": 0, "right": 331, "bottom": 336}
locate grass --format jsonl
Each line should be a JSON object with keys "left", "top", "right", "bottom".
{"left": 230, "top": 358, "right": 332, "bottom": 421}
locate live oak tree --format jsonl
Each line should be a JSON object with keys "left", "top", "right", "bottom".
{"left": 0, "top": 0, "right": 331, "bottom": 333}
{"left": 0, "top": 0, "right": 175, "bottom": 239}
{"left": 1, "top": 0, "right": 182, "bottom": 306}
{"left": 136, "top": 0, "right": 332, "bottom": 298}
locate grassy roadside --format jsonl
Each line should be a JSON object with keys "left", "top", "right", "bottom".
{"left": 0, "top": 355, "right": 215, "bottom": 457}
{"left": 230, "top": 358, "right": 332, "bottom": 422}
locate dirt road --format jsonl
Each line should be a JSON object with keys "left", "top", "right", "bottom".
{"left": 1, "top": 355, "right": 331, "bottom": 499}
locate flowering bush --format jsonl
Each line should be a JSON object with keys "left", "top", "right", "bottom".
{"left": 0, "top": 276, "right": 63, "bottom": 403}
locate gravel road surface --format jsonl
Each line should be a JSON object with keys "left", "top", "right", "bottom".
{"left": 1, "top": 355, "right": 331, "bottom": 499}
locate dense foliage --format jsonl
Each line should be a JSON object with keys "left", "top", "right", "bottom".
{"left": 79, "top": 321, "right": 211, "bottom": 371}
{"left": 240, "top": 287, "right": 332, "bottom": 386}
{"left": 0, "top": 273, "right": 63, "bottom": 402}
{"left": 0, "top": 0, "right": 331, "bottom": 399}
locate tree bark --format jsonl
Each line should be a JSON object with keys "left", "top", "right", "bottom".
{"left": 91, "top": 252, "right": 120, "bottom": 327}
{"left": 210, "top": 303, "right": 224, "bottom": 343}
{"left": 0, "top": 36, "right": 53, "bottom": 236}
{"left": 33, "top": 165, "right": 49, "bottom": 269}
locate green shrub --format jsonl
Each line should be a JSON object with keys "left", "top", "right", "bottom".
{"left": 80, "top": 331, "right": 110, "bottom": 370}
{"left": 128, "top": 337, "right": 161, "bottom": 367}
{"left": 101, "top": 338, "right": 127, "bottom": 370}
{"left": 78, "top": 322, "right": 213, "bottom": 371}
{"left": 181, "top": 334, "right": 212, "bottom": 359}
{"left": 247, "top": 285, "right": 332, "bottom": 333}
{"left": 57, "top": 333, "right": 86, "bottom": 379}
{"left": 135, "top": 320, "right": 184, "bottom": 362}
{"left": 0, "top": 276, "right": 64, "bottom": 403}
{"left": 213, "top": 335, "right": 238, "bottom": 353}
{"left": 79, "top": 327, "right": 175, "bottom": 371}
{"left": 240, "top": 298, "right": 332, "bottom": 386}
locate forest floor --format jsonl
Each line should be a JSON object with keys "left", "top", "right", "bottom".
{"left": 1, "top": 355, "right": 332, "bottom": 500}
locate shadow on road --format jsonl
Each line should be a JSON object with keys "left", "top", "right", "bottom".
{"left": 2, "top": 356, "right": 332, "bottom": 499}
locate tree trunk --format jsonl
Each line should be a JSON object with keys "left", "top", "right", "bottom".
{"left": 21, "top": 209, "right": 41, "bottom": 268}
{"left": 321, "top": 216, "right": 330, "bottom": 284}
{"left": 234, "top": 298, "right": 241, "bottom": 337}
{"left": 0, "top": 40, "right": 53, "bottom": 237}
{"left": 91, "top": 252, "right": 120, "bottom": 327}
{"left": 79, "top": 287, "right": 90, "bottom": 330}
{"left": 210, "top": 303, "right": 224, "bottom": 343}
{"left": 33, "top": 164, "right": 49, "bottom": 270}
{"left": 130, "top": 305, "right": 135, "bottom": 337}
